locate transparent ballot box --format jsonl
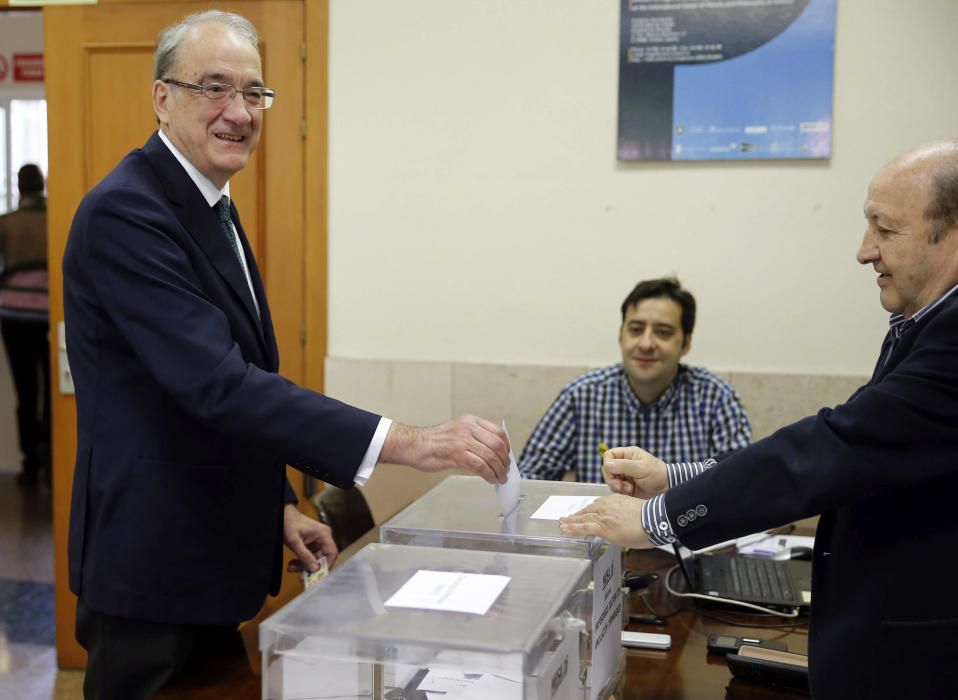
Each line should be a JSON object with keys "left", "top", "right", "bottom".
{"left": 260, "top": 543, "right": 592, "bottom": 700}
{"left": 379, "top": 477, "right": 624, "bottom": 700}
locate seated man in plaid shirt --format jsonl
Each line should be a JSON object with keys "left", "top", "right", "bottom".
{"left": 519, "top": 277, "right": 751, "bottom": 482}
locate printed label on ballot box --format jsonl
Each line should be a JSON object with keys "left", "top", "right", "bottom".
{"left": 590, "top": 544, "right": 622, "bottom": 700}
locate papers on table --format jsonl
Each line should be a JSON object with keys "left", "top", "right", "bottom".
{"left": 419, "top": 668, "right": 522, "bottom": 699}
{"left": 391, "top": 664, "right": 523, "bottom": 700}
{"left": 529, "top": 495, "right": 599, "bottom": 521}
{"left": 496, "top": 421, "right": 521, "bottom": 517}
{"left": 384, "top": 570, "right": 510, "bottom": 615}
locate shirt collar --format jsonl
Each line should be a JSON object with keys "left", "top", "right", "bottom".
{"left": 157, "top": 129, "right": 230, "bottom": 208}
{"left": 888, "top": 282, "right": 958, "bottom": 337}
{"left": 619, "top": 364, "right": 687, "bottom": 413}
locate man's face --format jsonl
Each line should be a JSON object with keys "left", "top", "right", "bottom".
{"left": 152, "top": 23, "right": 263, "bottom": 188}
{"left": 618, "top": 297, "right": 691, "bottom": 402}
{"left": 858, "top": 154, "right": 958, "bottom": 318}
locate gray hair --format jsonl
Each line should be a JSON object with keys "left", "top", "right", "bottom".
{"left": 153, "top": 10, "right": 259, "bottom": 81}
{"left": 922, "top": 139, "right": 958, "bottom": 244}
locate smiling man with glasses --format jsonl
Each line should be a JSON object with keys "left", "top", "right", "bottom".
{"left": 160, "top": 78, "right": 276, "bottom": 110}
{"left": 62, "top": 10, "right": 511, "bottom": 699}
{"left": 151, "top": 14, "right": 269, "bottom": 190}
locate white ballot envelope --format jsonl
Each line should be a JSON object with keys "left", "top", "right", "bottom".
{"left": 496, "top": 421, "right": 521, "bottom": 517}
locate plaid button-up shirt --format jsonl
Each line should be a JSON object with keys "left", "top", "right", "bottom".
{"left": 519, "top": 364, "right": 752, "bottom": 483}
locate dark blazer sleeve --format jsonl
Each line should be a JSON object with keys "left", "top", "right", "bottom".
{"left": 71, "top": 179, "right": 378, "bottom": 486}
{"left": 665, "top": 299, "right": 958, "bottom": 549}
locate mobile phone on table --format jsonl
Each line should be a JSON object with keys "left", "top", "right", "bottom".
{"left": 707, "top": 634, "right": 786, "bottom": 656}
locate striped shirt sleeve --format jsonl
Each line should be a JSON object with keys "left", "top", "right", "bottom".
{"left": 646, "top": 459, "right": 717, "bottom": 545}
{"left": 667, "top": 458, "right": 717, "bottom": 487}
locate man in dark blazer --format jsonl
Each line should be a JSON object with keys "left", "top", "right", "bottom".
{"left": 559, "top": 139, "right": 958, "bottom": 699}
{"left": 63, "top": 11, "right": 509, "bottom": 699}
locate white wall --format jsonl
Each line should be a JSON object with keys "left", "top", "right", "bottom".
{"left": 327, "top": 0, "right": 958, "bottom": 377}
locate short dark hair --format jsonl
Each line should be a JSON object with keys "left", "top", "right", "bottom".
{"left": 17, "top": 164, "right": 44, "bottom": 195}
{"left": 620, "top": 277, "right": 696, "bottom": 337}
{"left": 924, "top": 158, "right": 958, "bottom": 244}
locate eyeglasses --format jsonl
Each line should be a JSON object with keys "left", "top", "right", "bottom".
{"left": 162, "top": 79, "right": 275, "bottom": 110}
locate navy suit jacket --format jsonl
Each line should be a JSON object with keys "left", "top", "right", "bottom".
{"left": 665, "top": 291, "right": 958, "bottom": 699}
{"left": 63, "top": 132, "right": 380, "bottom": 625}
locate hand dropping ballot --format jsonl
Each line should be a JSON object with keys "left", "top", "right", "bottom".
{"left": 496, "top": 421, "right": 521, "bottom": 517}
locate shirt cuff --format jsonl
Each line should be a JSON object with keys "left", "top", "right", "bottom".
{"left": 354, "top": 417, "right": 392, "bottom": 486}
{"left": 642, "top": 494, "right": 678, "bottom": 546}
{"left": 666, "top": 458, "right": 717, "bottom": 488}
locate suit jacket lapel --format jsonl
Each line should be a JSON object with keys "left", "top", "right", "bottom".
{"left": 871, "top": 294, "right": 955, "bottom": 384}
{"left": 231, "top": 204, "right": 279, "bottom": 371}
{"left": 142, "top": 133, "right": 269, "bottom": 356}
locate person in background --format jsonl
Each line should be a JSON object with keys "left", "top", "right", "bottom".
{"left": 62, "top": 11, "right": 509, "bottom": 699}
{"left": 0, "top": 164, "right": 50, "bottom": 487}
{"left": 560, "top": 139, "right": 958, "bottom": 699}
{"left": 519, "top": 277, "right": 750, "bottom": 482}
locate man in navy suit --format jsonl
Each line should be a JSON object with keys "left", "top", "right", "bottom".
{"left": 560, "top": 139, "right": 958, "bottom": 699}
{"left": 63, "top": 11, "right": 509, "bottom": 699}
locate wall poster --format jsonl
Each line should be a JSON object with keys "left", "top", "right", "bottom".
{"left": 617, "top": 0, "right": 837, "bottom": 161}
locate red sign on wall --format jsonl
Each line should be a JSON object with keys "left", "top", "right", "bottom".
{"left": 13, "top": 53, "right": 43, "bottom": 82}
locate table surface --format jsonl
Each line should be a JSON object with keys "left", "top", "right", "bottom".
{"left": 616, "top": 545, "right": 810, "bottom": 700}
{"left": 156, "top": 529, "right": 813, "bottom": 700}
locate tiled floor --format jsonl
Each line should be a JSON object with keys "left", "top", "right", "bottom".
{"left": 0, "top": 469, "right": 85, "bottom": 699}
{"left": 0, "top": 469, "right": 263, "bottom": 699}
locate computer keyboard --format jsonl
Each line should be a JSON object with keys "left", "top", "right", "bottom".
{"left": 729, "top": 556, "right": 793, "bottom": 601}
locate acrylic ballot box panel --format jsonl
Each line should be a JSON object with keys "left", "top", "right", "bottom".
{"left": 379, "top": 477, "right": 624, "bottom": 700}
{"left": 260, "top": 543, "right": 591, "bottom": 700}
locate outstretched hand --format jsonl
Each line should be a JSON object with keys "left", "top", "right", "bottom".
{"left": 381, "top": 415, "right": 510, "bottom": 485}
{"left": 558, "top": 494, "right": 653, "bottom": 549}
{"left": 602, "top": 445, "right": 669, "bottom": 499}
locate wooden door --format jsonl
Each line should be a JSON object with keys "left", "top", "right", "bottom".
{"left": 44, "top": 0, "right": 325, "bottom": 667}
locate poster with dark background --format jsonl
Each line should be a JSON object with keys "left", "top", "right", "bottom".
{"left": 617, "top": 0, "right": 836, "bottom": 161}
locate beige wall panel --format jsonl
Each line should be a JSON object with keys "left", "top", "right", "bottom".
{"left": 730, "top": 371, "right": 868, "bottom": 441}
{"left": 325, "top": 356, "right": 455, "bottom": 523}
{"left": 452, "top": 362, "right": 590, "bottom": 456}
{"left": 325, "top": 358, "right": 873, "bottom": 524}
{"left": 327, "top": 357, "right": 871, "bottom": 496}
{"left": 325, "top": 355, "right": 453, "bottom": 424}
